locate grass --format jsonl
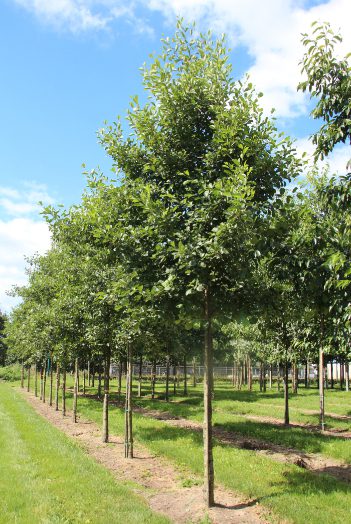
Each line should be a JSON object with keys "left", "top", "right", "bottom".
{"left": 0, "top": 380, "right": 168, "bottom": 524}
{"left": 29, "top": 376, "right": 351, "bottom": 524}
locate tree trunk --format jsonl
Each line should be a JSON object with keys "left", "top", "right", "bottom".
{"left": 62, "top": 368, "right": 66, "bottom": 417}
{"left": 21, "top": 361, "right": 24, "bottom": 388}
{"left": 92, "top": 363, "right": 95, "bottom": 388}
{"left": 118, "top": 361, "right": 122, "bottom": 401}
{"left": 49, "top": 354, "right": 53, "bottom": 406}
{"left": 138, "top": 356, "right": 142, "bottom": 398}
{"left": 340, "top": 359, "right": 345, "bottom": 390}
{"left": 98, "top": 367, "right": 102, "bottom": 399}
{"left": 83, "top": 368, "right": 86, "bottom": 396}
{"left": 127, "top": 343, "right": 133, "bottom": 457}
{"left": 284, "top": 361, "right": 289, "bottom": 426}
{"left": 269, "top": 364, "right": 272, "bottom": 389}
{"left": 27, "top": 365, "right": 31, "bottom": 392}
{"left": 55, "top": 362, "right": 60, "bottom": 411}
{"left": 304, "top": 361, "right": 308, "bottom": 388}
{"left": 259, "top": 362, "right": 263, "bottom": 392}
{"left": 193, "top": 357, "right": 196, "bottom": 387}
{"left": 173, "top": 365, "right": 177, "bottom": 395}
{"left": 102, "top": 350, "right": 110, "bottom": 443}
{"left": 345, "top": 361, "right": 349, "bottom": 392}
{"left": 330, "top": 359, "right": 334, "bottom": 389}
{"left": 203, "top": 287, "right": 214, "bottom": 507}
{"left": 248, "top": 358, "right": 252, "bottom": 391}
{"left": 277, "top": 364, "right": 281, "bottom": 392}
{"left": 43, "top": 360, "right": 47, "bottom": 403}
{"left": 40, "top": 365, "right": 43, "bottom": 400}
{"left": 232, "top": 362, "right": 235, "bottom": 387}
{"left": 88, "top": 360, "right": 91, "bottom": 387}
{"left": 183, "top": 356, "right": 188, "bottom": 396}
{"left": 319, "top": 347, "right": 325, "bottom": 430}
{"left": 151, "top": 360, "right": 156, "bottom": 399}
{"left": 34, "top": 363, "right": 38, "bottom": 397}
{"left": 165, "top": 357, "right": 170, "bottom": 402}
{"left": 73, "top": 358, "right": 78, "bottom": 423}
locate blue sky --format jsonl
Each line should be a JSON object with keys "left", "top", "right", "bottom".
{"left": 1, "top": 0, "right": 350, "bottom": 311}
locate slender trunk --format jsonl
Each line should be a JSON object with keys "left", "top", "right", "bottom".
{"left": 232, "top": 362, "right": 235, "bottom": 387}
{"left": 127, "top": 344, "right": 133, "bottom": 458}
{"left": 151, "top": 360, "right": 156, "bottom": 399}
{"left": 269, "top": 364, "right": 272, "bottom": 390}
{"left": 102, "top": 350, "right": 110, "bottom": 443}
{"left": 340, "top": 359, "right": 345, "bottom": 390}
{"left": 277, "top": 365, "right": 281, "bottom": 392}
{"left": 263, "top": 364, "right": 266, "bottom": 392}
{"left": 124, "top": 356, "right": 130, "bottom": 458}
{"left": 165, "top": 357, "right": 170, "bottom": 402}
{"left": 259, "top": 362, "right": 263, "bottom": 392}
{"left": 62, "top": 368, "right": 66, "bottom": 417}
{"left": 138, "top": 356, "right": 142, "bottom": 398}
{"left": 173, "top": 365, "right": 177, "bottom": 395}
{"left": 183, "top": 356, "right": 188, "bottom": 396}
{"left": 43, "top": 360, "right": 47, "bottom": 403}
{"left": 304, "top": 361, "right": 308, "bottom": 388}
{"left": 55, "top": 362, "right": 60, "bottom": 411}
{"left": 284, "top": 361, "right": 289, "bottom": 426}
{"left": 319, "top": 348, "right": 325, "bottom": 430}
{"left": 83, "top": 368, "right": 86, "bottom": 396}
{"left": 73, "top": 358, "right": 78, "bottom": 423}
{"left": 34, "top": 363, "right": 38, "bottom": 397}
{"left": 118, "top": 361, "right": 122, "bottom": 401}
{"left": 40, "top": 366, "right": 43, "bottom": 400}
{"left": 92, "top": 364, "right": 95, "bottom": 388}
{"left": 193, "top": 357, "right": 196, "bottom": 387}
{"left": 98, "top": 367, "right": 102, "bottom": 399}
{"left": 345, "top": 361, "right": 349, "bottom": 392}
{"left": 330, "top": 360, "right": 334, "bottom": 389}
{"left": 293, "top": 363, "right": 298, "bottom": 394}
{"left": 88, "top": 361, "right": 91, "bottom": 387}
{"left": 27, "top": 365, "right": 31, "bottom": 392}
{"left": 203, "top": 287, "right": 214, "bottom": 507}
{"left": 49, "top": 353, "right": 53, "bottom": 406}
{"left": 21, "top": 361, "right": 24, "bottom": 388}
{"left": 248, "top": 358, "right": 252, "bottom": 391}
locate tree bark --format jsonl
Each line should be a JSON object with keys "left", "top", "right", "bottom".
{"left": 49, "top": 353, "right": 54, "bottom": 406}
{"left": 21, "top": 361, "right": 24, "bottom": 389}
{"left": 40, "top": 365, "right": 43, "bottom": 400}
{"left": 248, "top": 358, "right": 252, "bottom": 391}
{"left": 62, "top": 368, "right": 66, "bottom": 417}
{"left": 55, "top": 362, "right": 60, "bottom": 411}
{"left": 27, "top": 365, "right": 31, "bottom": 392}
{"left": 151, "top": 360, "right": 156, "bottom": 399}
{"left": 345, "top": 361, "right": 349, "bottom": 392}
{"left": 284, "top": 361, "right": 289, "bottom": 426}
{"left": 43, "top": 360, "right": 47, "bottom": 403}
{"left": 183, "top": 356, "right": 188, "bottom": 396}
{"left": 83, "top": 367, "right": 86, "bottom": 396}
{"left": 193, "top": 357, "right": 196, "bottom": 387}
{"left": 138, "top": 356, "right": 142, "bottom": 398}
{"left": 203, "top": 287, "right": 214, "bottom": 507}
{"left": 304, "top": 361, "right": 308, "bottom": 388}
{"left": 98, "top": 367, "right": 102, "bottom": 399}
{"left": 118, "top": 361, "right": 122, "bottom": 401}
{"left": 73, "top": 358, "right": 78, "bottom": 423}
{"left": 102, "top": 350, "right": 110, "bottom": 443}
{"left": 34, "top": 363, "right": 38, "bottom": 397}
{"left": 319, "top": 347, "right": 325, "bottom": 430}
{"left": 88, "top": 360, "right": 91, "bottom": 387}
{"left": 165, "top": 356, "right": 170, "bottom": 402}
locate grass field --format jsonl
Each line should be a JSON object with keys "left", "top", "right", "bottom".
{"left": 24, "top": 373, "right": 351, "bottom": 524}
{"left": 3, "top": 368, "right": 351, "bottom": 524}
{"left": 0, "top": 380, "right": 168, "bottom": 524}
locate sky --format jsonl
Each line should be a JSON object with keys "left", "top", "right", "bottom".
{"left": 1, "top": 0, "right": 350, "bottom": 312}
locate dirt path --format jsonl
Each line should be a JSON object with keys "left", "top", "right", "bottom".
{"left": 241, "top": 414, "right": 351, "bottom": 438}
{"left": 20, "top": 389, "right": 266, "bottom": 524}
{"left": 132, "top": 406, "right": 351, "bottom": 484}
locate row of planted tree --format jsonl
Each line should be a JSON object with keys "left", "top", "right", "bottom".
{"left": 4, "top": 21, "right": 351, "bottom": 507}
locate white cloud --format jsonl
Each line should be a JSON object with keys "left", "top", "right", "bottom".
{"left": 12, "top": 1, "right": 351, "bottom": 116}
{"left": 296, "top": 137, "right": 351, "bottom": 176}
{"left": 0, "top": 184, "right": 52, "bottom": 312}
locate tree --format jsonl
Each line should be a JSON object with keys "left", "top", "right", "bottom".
{"left": 100, "top": 21, "right": 302, "bottom": 506}
{"left": 0, "top": 310, "right": 7, "bottom": 366}
{"left": 298, "top": 21, "right": 351, "bottom": 163}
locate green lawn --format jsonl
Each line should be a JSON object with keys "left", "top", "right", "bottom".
{"left": 30, "top": 376, "right": 351, "bottom": 524}
{"left": 0, "top": 380, "right": 168, "bottom": 524}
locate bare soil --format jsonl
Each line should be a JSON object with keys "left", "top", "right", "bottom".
{"left": 20, "top": 389, "right": 267, "bottom": 524}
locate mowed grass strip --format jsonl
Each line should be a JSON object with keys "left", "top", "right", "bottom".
{"left": 54, "top": 389, "right": 351, "bottom": 524}
{"left": 0, "top": 381, "right": 168, "bottom": 524}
